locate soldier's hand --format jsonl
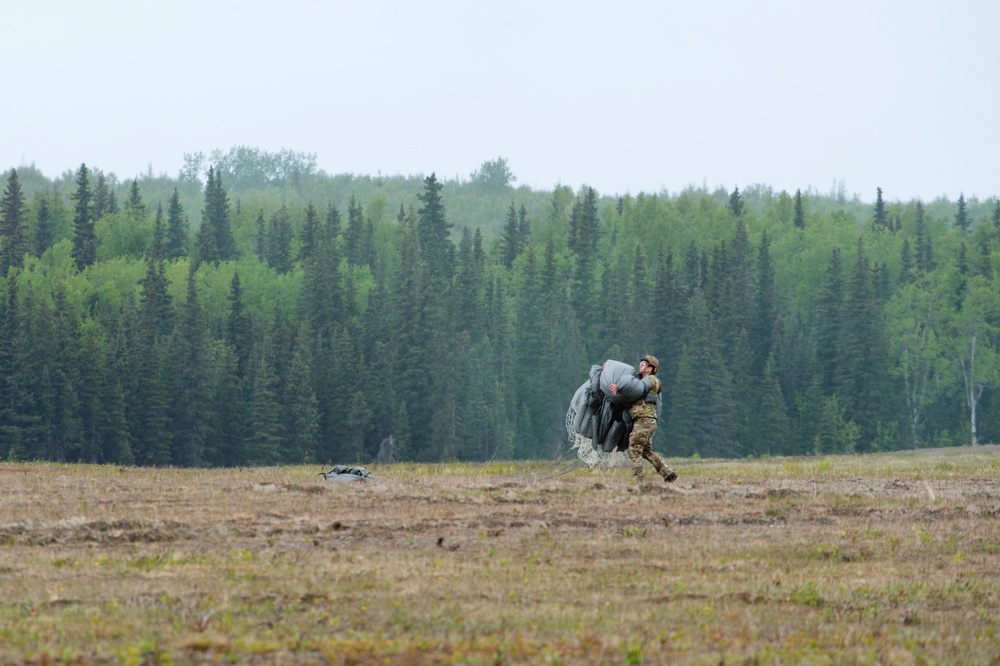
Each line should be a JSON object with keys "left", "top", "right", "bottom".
{"left": 609, "top": 383, "right": 618, "bottom": 395}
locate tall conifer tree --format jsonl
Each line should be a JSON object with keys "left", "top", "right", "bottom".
{"left": 500, "top": 202, "right": 521, "bottom": 268}
{"left": 955, "top": 193, "right": 970, "bottom": 233}
{"left": 92, "top": 172, "right": 110, "bottom": 220}
{"left": 872, "top": 187, "right": 888, "bottom": 229}
{"left": 71, "top": 164, "right": 97, "bottom": 270}
{"left": 33, "top": 193, "right": 55, "bottom": 257}
{"left": 793, "top": 189, "right": 805, "bottom": 229}
{"left": 666, "top": 292, "right": 737, "bottom": 457}
{"left": 834, "top": 238, "right": 890, "bottom": 449}
{"left": 0, "top": 276, "right": 36, "bottom": 460}
{"left": 416, "top": 173, "right": 454, "bottom": 281}
{"left": 345, "top": 194, "right": 365, "bottom": 266}
{"left": 285, "top": 321, "right": 321, "bottom": 463}
{"left": 0, "top": 169, "right": 28, "bottom": 275}
{"left": 169, "top": 264, "right": 212, "bottom": 466}
{"left": 165, "top": 188, "right": 187, "bottom": 259}
{"left": 815, "top": 248, "right": 844, "bottom": 393}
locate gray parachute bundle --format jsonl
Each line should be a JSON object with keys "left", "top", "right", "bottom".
{"left": 319, "top": 465, "right": 372, "bottom": 482}
{"left": 565, "top": 360, "right": 650, "bottom": 467}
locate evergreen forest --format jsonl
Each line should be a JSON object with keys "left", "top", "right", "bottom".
{"left": 2, "top": 149, "right": 999, "bottom": 466}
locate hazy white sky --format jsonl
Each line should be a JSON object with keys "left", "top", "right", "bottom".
{"left": 3, "top": 1, "right": 998, "bottom": 203}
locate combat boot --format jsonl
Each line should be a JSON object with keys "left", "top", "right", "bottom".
{"left": 662, "top": 470, "right": 678, "bottom": 483}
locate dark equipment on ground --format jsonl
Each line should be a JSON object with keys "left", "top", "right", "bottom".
{"left": 319, "top": 465, "right": 372, "bottom": 482}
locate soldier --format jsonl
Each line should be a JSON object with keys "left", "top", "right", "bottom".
{"left": 610, "top": 355, "right": 677, "bottom": 484}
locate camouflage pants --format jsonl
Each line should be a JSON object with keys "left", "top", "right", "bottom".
{"left": 627, "top": 417, "right": 674, "bottom": 482}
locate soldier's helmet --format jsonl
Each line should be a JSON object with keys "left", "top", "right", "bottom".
{"left": 640, "top": 355, "right": 659, "bottom": 374}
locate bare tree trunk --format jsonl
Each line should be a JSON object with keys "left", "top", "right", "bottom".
{"left": 961, "top": 332, "right": 980, "bottom": 446}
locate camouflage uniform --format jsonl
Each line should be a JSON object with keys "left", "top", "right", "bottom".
{"left": 626, "top": 372, "right": 676, "bottom": 483}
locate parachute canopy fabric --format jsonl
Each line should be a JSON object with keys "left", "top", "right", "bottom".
{"left": 320, "top": 465, "right": 372, "bottom": 482}
{"left": 565, "top": 360, "right": 644, "bottom": 467}
{"left": 599, "top": 359, "right": 649, "bottom": 405}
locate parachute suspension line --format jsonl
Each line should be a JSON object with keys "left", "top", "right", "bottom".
{"left": 569, "top": 433, "right": 630, "bottom": 469}
{"left": 566, "top": 402, "right": 630, "bottom": 469}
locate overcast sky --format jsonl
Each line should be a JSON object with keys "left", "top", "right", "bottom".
{"left": 3, "top": 1, "right": 998, "bottom": 203}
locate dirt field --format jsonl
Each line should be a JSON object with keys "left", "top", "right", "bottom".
{"left": 1, "top": 448, "right": 998, "bottom": 664}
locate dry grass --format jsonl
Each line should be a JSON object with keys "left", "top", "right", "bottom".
{"left": 1, "top": 448, "right": 998, "bottom": 665}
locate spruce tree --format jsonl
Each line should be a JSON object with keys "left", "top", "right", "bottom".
{"left": 793, "top": 189, "right": 805, "bottom": 229}
{"left": 300, "top": 206, "right": 343, "bottom": 343}
{"left": 298, "top": 202, "right": 320, "bottom": 262}
{"left": 975, "top": 236, "right": 993, "bottom": 281}
{"left": 209, "top": 168, "right": 236, "bottom": 260}
{"left": 225, "top": 271, "right": 253, "bottom": 382}
{"left": 598, "top": 254, "right": 630, "bottom": 359}
{"left": 248, "top": 352, "right": 284, "bottom": 465}
{"left": 165, "top": 188, "right": 187, "bottom": 259}
{"left": 666, "top": 292, "right": 737, "bottom": 457}
{"left": 132, "top": 329, "right": 173, "bottom": 465}
{"left": 455, "top": 227, "right": 484, "bottom": 342}
{"left": 581, "top": 187, "right": 599, "bottom": 253}
{"left": 33, "top": 193, "right": 55, "bottom": 257}
{"left": 265, "top": 205, "right": 293, "bottom": 274}
{"left": 169, "top": 264, "right": 212, "bottom": 466}
{"left": 345, "top": 193, "right": 364, "bottom": 266}
{"left": 198, "top": 167, "right": 235, "bottom": 263}
{"left": 285, "top": 321, "right": 321, "bottom": 463}
{"left": 124, "top": 179, "right": 146, "bottom": 219}
{"left": 98, "top": 358, "right": 133, "bottom": 464}
{"left": 71, "top": 164, "right": 97, "bottom": 270}
{"left": 92, "top": 172, "right": 110, "bottom": 220}
{"left": 683, "top": 240, "right": 703, "bottom": 293}
{"left": 729, "top": 218, "right": 755, "bottom": 346}
{"left": 209, "top": 343, "right": 247, "bottom": 466}
{"left": 751, "top": 231, "right": 778, "bottom": 377}
{"left": 416, "top": 173, "right": 454, "bottom": 281}
{"left": 518, "top": 204, "right": 531, "bottom": 248}
{"left": 728, "top": 186, "right": 744, "bottom": 217}
{"left": 500, "top": 201, "right": 520, "bottom": 268}
{"left": 815, "top": 248, "right": 844, "bottom": 393}
{"left": 513, "top": 246, "right": 546, "bottom": 453}
{"left": 76, "top": 320, "right": 107, "bottom": 463}
{"left": 651, "top": 248, "right": 687, "bottom": 392}
{"left": 568, "top": 189, "right": 600, "bottom": 341}
{"left": 195, "top": 190, "right": 219, "bottom": 267}
{"left": 706, "top": 240, "right": 737, "bottom": 357}
{"left": 833, "top": 238, "right": 889, "bottom": 449}
{"left": 955, "top": 193, "right": 970, "bottom": 233}
{"left": 76, "top": 320, "right": 133, "bottom": 464}
{"left": 360, "top": 218, "right": 376, "bottom": 268}
{"left": 0, "top": 275, "right": 36, "bottom": 460}
{"left": 391, "top": 228, "right": 432, "bottom": 459}
{"left": 629, "top": 244, "right": 651, "bottom": 358}
{"left": 254, "top": 209, "right": 266, "bottom": 261}
{"left": 34, "top": 285, "right": 83, "bottom": 461}
{"left": 0, "top": 169, "right": 29, "bottom": 275}
{"left": 899, "top": 238, "right": 914, "bottom": 285}
{"left": 749, "top": 354, "right": 790, "bottom": 455}
{"left": 914, "top": 201, "right": 934, "bottom": 273}
{"left": 872, "top": 187, "right": 887, "bottom": 229}
{"left": 813, "top": 395, "right": 858, "bottom": 454}
{"left": 140, "top": 210, "right": 173, "bottom": 338}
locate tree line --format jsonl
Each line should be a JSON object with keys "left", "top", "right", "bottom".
{"left": 2, "top": 155, "right": 999, "bottom": 466}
